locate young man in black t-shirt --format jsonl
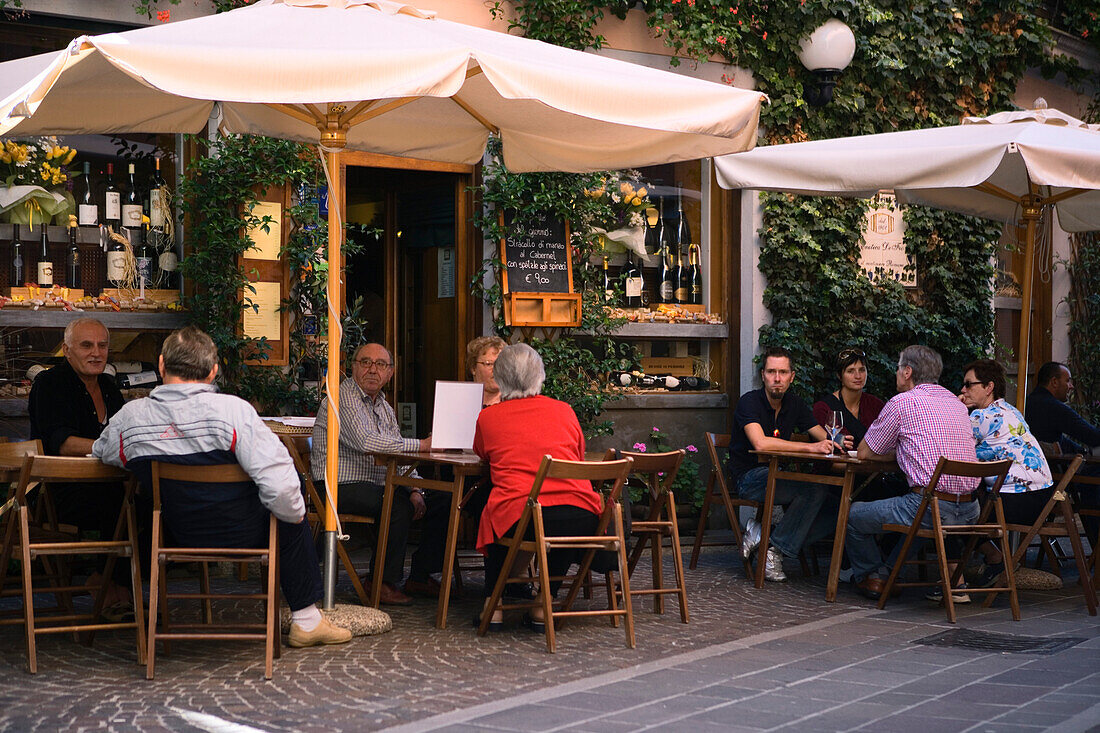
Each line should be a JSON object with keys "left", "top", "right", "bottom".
{"left": 727, "top": 347, "right": 840, "bottom": 581}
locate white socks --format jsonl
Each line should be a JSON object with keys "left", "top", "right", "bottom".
{"left": 291, "top": 604, "right": 322, "bottom": 631}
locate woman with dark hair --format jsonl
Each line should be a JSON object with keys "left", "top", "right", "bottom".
{"left": 959, "top": 358, "right": 1053, "bottom": 586}
{"left": 472, "top": 343, "right": 602, "bottom": 631}
{"left": 813, "top": 348, "right": 885, "bottom": 446}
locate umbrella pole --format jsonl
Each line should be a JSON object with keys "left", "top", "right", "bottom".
{"left": 1015, "top": 201, "right": 1040, "bottom": 408}
{"left": 321, "top": 116, "right": 346, "bottom": 610}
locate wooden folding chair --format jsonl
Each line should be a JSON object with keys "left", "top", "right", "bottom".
{"left": 147, "top": 461, "right": 280, "bottom": 680}
{"left": 1043, "top": 451, "right": 1100, "bottom": 589}
{"left": 690, "top": 433, "right": 761, "bottom": 575}
{"left": 0, "top": 440, "right": 46, "bottom": 603}
{"left": 608, "top": 448, "right": 689, "bottom": 623}
{"left": 279, "top": 434, "right": 373, "bottom": 605}
{"left": 983, "top": 455, "right": 1096, "bottom": 615}
{"left": 879, "top": 458, "right": 1018, "bottom": 623}
{"left": 0, "top": 455, "right": 145, "bottom": 674}
{"left": 477, "top": 455, "right": 634, "bottom": 653}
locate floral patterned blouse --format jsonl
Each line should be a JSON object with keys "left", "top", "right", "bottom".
{"left": 970, "top": 398, "right": 1053, "bottom": 493}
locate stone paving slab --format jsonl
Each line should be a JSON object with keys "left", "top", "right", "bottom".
{"left": 2, "top": 542, "right": 1098, "bottom": 732}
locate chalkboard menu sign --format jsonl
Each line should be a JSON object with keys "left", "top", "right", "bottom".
{"left": 501, "top": 210, "right": 572, "bottom": 294}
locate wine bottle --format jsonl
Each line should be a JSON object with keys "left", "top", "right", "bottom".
{"left": 674, "top": 247, "right": 690, "bottom": 304}
{"left": 675, "top": 183, "right": 692, "bottom": 252}
{"left": 148, "top": 157, "right": 168, "bottom": 228}
{"left": 106, "top": 230, "right": 130, "bottom": 286}
{"left": 159, "top": 238, "right": 180, "bottom": 290}
{"left": 668, "top": 376, "right": 711, "bottom": 391}
{"left": 66, "top": 216, "right": 81, "bottom": 289}
{"left": 601, "top": 256, "right": 613, "bottom": 303}
{"left": 622, "top": 252, "right": 643, "bottom": 308}
{"left": 76, "top": 162, "right": 98, "bottom": 226}
{"left": 103, "top": 163, "right": 121, "bottom": 232}
{"left": 689, "top": 243, "right": 702, "bottom": 305}
{"left": 644, "top": 205, "right": 660, "bottom": 254}
{"left": 10, "top": 224, "right": 26, "bottom": 287}
{"left": 135, "top": 223, "right": 155, "bottom": 289}
{"left": 122, "top": 162, "right": 144, "bottom": 230}
{"left": 656, "top": 203, "right": 674, "bottom": 303}
{"left": 37, "top": 224, "right": 53, "bottom": 287}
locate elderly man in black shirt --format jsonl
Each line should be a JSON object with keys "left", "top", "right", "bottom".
{"left": 28, "top": 317, "right": 130, "bottom": 611}
{"left": 727, "top": 347, "right": 840, "bottom": 581}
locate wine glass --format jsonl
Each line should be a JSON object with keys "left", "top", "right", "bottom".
{"left": 825, "top": 411, "right": 844, "bottom": 455}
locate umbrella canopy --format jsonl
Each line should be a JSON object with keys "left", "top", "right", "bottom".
{"left": 0, "top": 0, "right": 766, "bottom": 609}
{"left": 0, "top": 0, "right": 766, "bottom": 172}
{"left": 714, "top": 105, "right": 1100, "bottom": 405}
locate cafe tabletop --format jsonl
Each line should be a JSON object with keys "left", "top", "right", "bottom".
{"left": 749, "top": 448, "right": 898, "bottom": 600}
{"left": 368, "top": 448, "right": 486, "bottom": 471}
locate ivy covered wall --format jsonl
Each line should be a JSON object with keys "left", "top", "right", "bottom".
{"left": 495, "top": 0, "right": 1088, "bottom": 400}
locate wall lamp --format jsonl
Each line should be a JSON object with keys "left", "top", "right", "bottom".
{"left": 797, "top": 18, "right": 856, "bottom": 107}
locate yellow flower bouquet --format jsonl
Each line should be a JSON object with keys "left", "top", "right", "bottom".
{"left": 584, "top": 172, "right": 652, "bottom": 260}
{"left": 0, "top": 136, "right": 78, "bottom": 226}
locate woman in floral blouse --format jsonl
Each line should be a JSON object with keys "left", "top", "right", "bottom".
{"left": 959, "top": 359, "right": 1053, "bottom": 586}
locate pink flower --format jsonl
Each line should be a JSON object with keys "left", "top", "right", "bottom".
{"left": 717, "top": 35, "right": 727, "bottom": 44}
{"left": 157, "top": 9, "right": 170, "bottom": 22}
{"left": 632, "top": 442, "right": 647, "bottom": 452}
{"left": 762, "top": 30, "right": 768, "bottom": 40}
{"left": 687, "top": 445, "right": 698, "bottom": 453}
{"left": 652, "top": 426, "right": 660, "bottom": 432}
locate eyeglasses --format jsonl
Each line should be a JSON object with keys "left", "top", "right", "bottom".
{"left": 960, "top": 380, "right": 989, "bottom": 390}
{"left": 838, "top": 348, "right": 866, "bottom": 360}
{"left": 353, "top": 358, "right": 392, "bottom": 370}
{"left": 476, "top": 360, "right": 496, "bottom": 368}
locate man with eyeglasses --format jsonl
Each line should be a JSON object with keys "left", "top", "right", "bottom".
{"left": 728, "top": 346, "right": 840, "bottom": 582}
{"left": 311, "top": 343, "right": 435, "bottom": 605}
{"left": 847, "top": 345, "right": 979, "bottom": 602}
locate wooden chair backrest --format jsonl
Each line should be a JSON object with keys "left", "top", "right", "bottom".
{"left": 282, "top": 435, "right": 312, "bottom": 477}
{"left": 0, "top": 439, "right": 40, "bottom": 468}
{"left": 20, "top": 455, "right": 127, "bottom": 485}
{"left": 150, "top": 461, "right": 252, "bottom": 509}
{"left": 925, "top": 457, "right": 1012, "bottom": 494}
{"left": 1050, "top": 454, "right": 1085, "bottom": 497}
{"left": 614, "top": 449, "right": 685, "bottom": 499}
{"left": 527, "top": 455, "right": 632, "bottom": 534}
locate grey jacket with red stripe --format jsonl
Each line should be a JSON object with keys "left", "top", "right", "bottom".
{"left": 92, "top": 382, "right": 304, "bottom": 524}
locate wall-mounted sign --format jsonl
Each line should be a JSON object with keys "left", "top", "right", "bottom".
{"left": 860, "top": 192, "right": 916, "bottom": 287}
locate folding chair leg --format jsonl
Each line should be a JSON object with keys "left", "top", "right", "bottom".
{"left": 652, "top": 532, "right": 664, "bottom": 615}
{"left": 1059, "top": 503, "right": 1098, "bottom": 615}
{"left": 147, "top": 555, "right": 160, "bottom": 680}
{"left": 614, "top": 505, "right": 635, "bottom": 649}
{"left": 200, "top": 563, "right": 213, "bottom": 625}
{"left": 668, "top": 508, "right": 690, "bottom": 624}
{"left": 532, "top": 508, "right": 555, "bottom": 653}
{"left": 340, "top": 542, "right": 370, "bottom": 606}
{"left": 606, "top": 571, "right": 620, "bottom": 628}
{"left": 879, "top": 496, "right": 931, "bottom": 609}
{"left": 690, "top": 474, "right": 715, "bottom": 570}
{"left": 264, "top": 522, "right": 278, "bottom": 680}
{"left": 19, "top": 507, "right": 37, "bottom": 674}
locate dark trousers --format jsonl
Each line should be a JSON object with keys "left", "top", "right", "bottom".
{"left": 325, "top": 481, "right": 411, "bottom": 584}
{"left": 484, "top": 505, "right": 599, "bottom": 598}
{"left": 999, "top": 486, "right": 1056, "bottom": 526}
{"left": 165, "top": 500, "right": 322, "bottom": 612}
{"left": 408, "top": 489, "right": 453, "bottom": 582}
{"left": 50, "top": 482, "right": 133, "bottom": 587}
{"left": 1073, "top": 463, "right": 1100, "bottom": 547}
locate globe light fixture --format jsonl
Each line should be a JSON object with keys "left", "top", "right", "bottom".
{"left": 798, "top": 19, "right": 856, "bottom": 107}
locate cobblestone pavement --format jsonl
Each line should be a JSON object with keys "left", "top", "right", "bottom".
{"left": 0, "top": 541, "right": 1097, "bottom": 732}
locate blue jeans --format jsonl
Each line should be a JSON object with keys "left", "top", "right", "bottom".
{"left": 846, "top": 491, "right": 979, "bottom": 583}
{"left": 736, "top": 466, "right": 834, "bottom": 558}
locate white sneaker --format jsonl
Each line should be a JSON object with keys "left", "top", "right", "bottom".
{"left": 741, "top": 519, "right": 761, "bottom": 559}
{"left": 764, "top": 546, "right": 787, "bottom": 582}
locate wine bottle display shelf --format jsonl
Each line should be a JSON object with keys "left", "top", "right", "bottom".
{"left": 605, "top": 392, "right": 728, "bottom": 409}
{"left": 581, "top": 322, "right": 728, "bottom": 339}
{"left": 0, "top": 310, "right": 188, "bottom": 330}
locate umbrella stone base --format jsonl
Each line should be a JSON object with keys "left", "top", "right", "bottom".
{"left": 280, "top": 604, "right": 392, "bottom": 637}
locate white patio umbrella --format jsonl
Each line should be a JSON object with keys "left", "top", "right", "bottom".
{"left": 0, "top": 0, "right": 766, "bottom": 606}
{"left": 714, "top": 104, "right": 1100, "bottom": 406}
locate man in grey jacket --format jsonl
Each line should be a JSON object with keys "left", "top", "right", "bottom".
{"left": 93, "top": 326, "right": 351, "bottom": 648}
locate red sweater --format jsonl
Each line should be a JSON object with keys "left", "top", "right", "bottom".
{"left": 473, "top": 395, "right": 601, "bottom": 552}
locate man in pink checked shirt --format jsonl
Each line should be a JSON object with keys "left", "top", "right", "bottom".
{"left": 846, "top": 345, "right": 979, "bottom": 602}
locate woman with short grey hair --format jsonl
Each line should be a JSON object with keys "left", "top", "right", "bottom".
{"left": 492, "top": 342, "right": 545, "bottom": 400}
{"left": 472, "top": 343, "right": 600, "bottom": 632}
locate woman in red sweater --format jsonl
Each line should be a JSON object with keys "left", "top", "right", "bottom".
{"left": 473, "top": 343, "right": 602, "bottom": 631}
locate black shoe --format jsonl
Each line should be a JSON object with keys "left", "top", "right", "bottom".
{"left": 522, "top": 613, "right": 546, "bottom": 634}
{"left": 975, "top": 561, "right": 1005, "bottom": 588}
